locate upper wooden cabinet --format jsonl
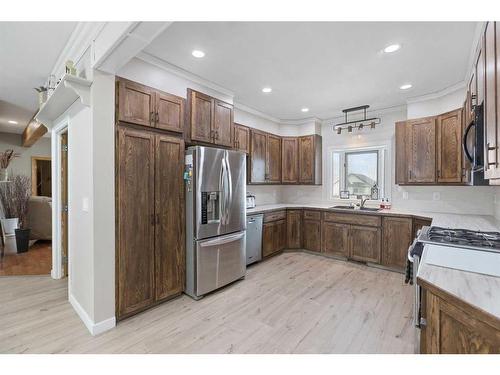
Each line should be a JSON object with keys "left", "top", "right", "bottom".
{"left": 437, "top": 109, "right": 463, "bottom": 183}
{"left": 267, "top": 134, "right": 282, "bottom": 183}
{"left": 233, "top": 123, "right": 250, "bottom": 153}
{"left": 187, "top": 88, "right": 234, "bottom": 147}
{"left": 298, "top": 135, "right": 322, "bottom": 184}
{"left": 248, "top": 129, "right": 281, "bottom": 184}
{"left": 116, "top": 77, "right": 184, "bottom": 133}
{"left": 407, "top": 116, "right": 436, "bottom": 183}
{"left": 396, "top": 109, "right": 468, "bottom": 185}
{"left": 282, "top": 137, "right": 299, "bottom": 183}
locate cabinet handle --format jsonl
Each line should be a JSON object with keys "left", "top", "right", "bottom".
{"left": 215, "top": 130, "right": 219, "bottom": 140}
{"left": 150, "top": 111, "right": 155, "bottom": 125}
{"left": 486, "top": 143, "right": 497, "bottom": 167}
{"left": 156, "top": 112, "right": 159, "bottom": 123}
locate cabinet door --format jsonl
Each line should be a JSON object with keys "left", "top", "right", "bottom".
{"left": 287, "top": 210, "right": 302, "bottom": 249}
{"left": 349, "top": 225, "right": 381, "bottom": 263}
{"left": 117, "top": 127, "right": 155, "bottom": 319}
{"left": 189, "top": 89, "right": 213, "bottom": 143}
{"left": 267, "top": 134, "right": 282, "bottom": 183}
{"left": 154, "top": 134, "right": 185, "bottom": 301}
{"left": 233, "top": 123, "right": 250, "bottom": 153}
{"left": 298, "top": 135, "right": 315, "bottom": 184}
{"left": 249, "top": 130, "right": 267, "bottom": 183}
{"left": 381, "top": 217, "right": 412, "bottom": 270}
{"left": 213, "top": 99, "right": 234, "bottom": 147}
{"left": 485, "top": 22, "right": 499, "bottom": 178}
{"left": 275, "top": 219, "right": 287, "bottom": 252}
{"left": 117, "top": 78, "right": 155, "bottom": 127}
{"left": 282, "top": 137, "right": 299, "bottom": 183}
{"left": 437, "top": 109, "right": 462, "bottom": 183}
{"left": 156, "top": 91, "right": 185, "bottom": 133}
{"left": 303, "top": 219, "right": 321, "bottom": 252}
{"left": 477, "top": 39, "right": 485, "bottom": 106}
{"left": 407, "top": 117, "right": 436, "bottom": 183}
{"left": 262, "top": 222, "right": 276, "bottom": 257}
{"left": 322, "top": 222, "right": 349, "bottom": 257}
{"left": 395, "top": 121, "right": 408, "bottom": 184}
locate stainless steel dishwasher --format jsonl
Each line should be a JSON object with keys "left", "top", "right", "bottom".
{"left": 246, "top": 214, "right": 263, "bottom": 265}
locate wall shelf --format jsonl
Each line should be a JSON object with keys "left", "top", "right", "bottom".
{"left": 35, "top": 74, "right": 92, "bottom": 128}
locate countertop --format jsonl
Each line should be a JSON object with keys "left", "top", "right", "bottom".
{"left": 246, "top": 203, "right": 500, "bottom": 321}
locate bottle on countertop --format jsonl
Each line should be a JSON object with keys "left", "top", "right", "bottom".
{"left": 385, "top": 198, "right": 392, "bottom": 210}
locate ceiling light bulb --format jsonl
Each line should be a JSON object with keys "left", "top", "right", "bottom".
{"left": 7, "top": 120, "right": 18, "bottom": 124}
{"left": 337, "top": 128, "right": 342, "bottom": 135}
{"left": 192, "top": 50, "right": 205, "bottom": 58}
{"left": 301, "top": 108, "right": 309, "bottom": 113}
{"left": 262, "top": 87, "right": 272, "bottom": 93}
{"left": 400, "top": 84, "right": 413, "bottom": 90}
{"left": 384, "top": 44, "right": 401, "bottom": 53}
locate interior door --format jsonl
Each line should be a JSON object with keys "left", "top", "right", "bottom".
{"left": 117, "top": 127, "right": 155, "bottom": 318}
{"left": 118, "top": 78, "right": 155, "bottom": 127}
{"left": 437, "top": 110, "right": 462, "bottom": 183}
{"left": 190, "top": 90, "right": 213, "bottom": 143}
{"left": 156, "top": 91, "right": 185, "bottom": 133}
{"left": 213, "top": 99, "right": 233, "bottom": 147}
{"left": 154, "top": 134, "right": 185, "bottom": 301}
{"left": 249, "top": 130, "right": 267, "bottom": 183}
{"left": 408, "top": 117, "right": 436, "bottom": 183}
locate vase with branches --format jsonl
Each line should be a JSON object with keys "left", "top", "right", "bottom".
{"left": 0, "top": 174, "right": 31, "bottom": 253}
{"left": 0, "top": 149, "right": 20, "bottom": 182}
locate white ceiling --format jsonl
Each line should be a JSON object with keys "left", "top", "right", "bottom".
{"left": 144, "top": 22, "right": 478, "bottom": 120}
{"left": 0, "top": 22, "right": 77, "bottom": 134}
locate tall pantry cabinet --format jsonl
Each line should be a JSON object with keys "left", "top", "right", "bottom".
{"left": 115, "top": 77, "right": 186, "bottom": 320}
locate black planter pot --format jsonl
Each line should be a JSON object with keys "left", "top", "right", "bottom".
{"left": 15, "top": 228, "right": 31, "bottom": 253}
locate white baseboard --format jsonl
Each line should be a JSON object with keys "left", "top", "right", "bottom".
{"left": 69, "top": 293, "right": 116, "bottom": 336}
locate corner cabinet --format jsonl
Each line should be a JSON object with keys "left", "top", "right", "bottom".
{"left": 248, "top": 129, "right": 281, "bottom": 184}
{"left": 116, "top": 126, "right": 185, "bottom": 320}
{"left": 187, "top": 88, "right": 234, "bottom": 147}
{"left": 395, "top": 108, "right": 465, "bottom": 185}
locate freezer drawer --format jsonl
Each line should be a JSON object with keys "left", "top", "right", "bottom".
{"left": 195, "top": 231, "right": 246, "bottom": 297}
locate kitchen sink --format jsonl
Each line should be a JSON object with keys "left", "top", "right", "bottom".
{"left": 330, "top": 205, "right": 381, "bottom": 212}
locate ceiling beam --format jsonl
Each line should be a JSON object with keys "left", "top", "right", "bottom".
{"left": 22, "top": 116, "right": 47, "bottom": 147}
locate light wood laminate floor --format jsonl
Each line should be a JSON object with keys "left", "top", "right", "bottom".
{"left": 0, "top": 252, "right": 415, "bottom": 353}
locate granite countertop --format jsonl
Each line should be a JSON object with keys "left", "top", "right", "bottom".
{"left": 246, "top": 203, "right": 500, "bottom": 321}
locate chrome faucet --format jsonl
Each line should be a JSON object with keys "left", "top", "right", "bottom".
{"left": 357, "top": 195, "right": 369, "bottom": 208}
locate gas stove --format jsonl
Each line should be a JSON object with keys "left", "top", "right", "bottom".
{"left": 417, "top": 226, "right": 500, "bottom": 253}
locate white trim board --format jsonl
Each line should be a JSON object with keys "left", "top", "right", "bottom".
{"left": 69, "top": 293, "right": 116, "bottom": 336}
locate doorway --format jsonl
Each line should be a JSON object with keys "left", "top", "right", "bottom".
{"left": 31, "top": 156, "right": 52, "bottom": 197}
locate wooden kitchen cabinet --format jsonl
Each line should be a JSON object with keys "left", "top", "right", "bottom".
{"left": 262, "top": 218, "right": 286, "bottom": 258}
{"left": 287, "top": 210, "right": 302, "bottom": 249}
{"left": 395, "top": 121, "right": 408, "bottom": 185}
{"left": 249, "top": 130, "right": 281, "bottom": 184}
{"left": 322, "top": 221, "right": 349, "bottom": 257}
{"left": 298, "top": 135, "right": 321, "bottom": 184}
{"left": 437, "top": 109, "right": 462, "bottom": 183}
{"left": 116, "top": 126, "right": 185, "bottom": 320}
{"left": 187, "top": 88, "right": 234, "bottom": 147}
{"left": 282, "top": 137, "right": 299, "bottom": 183}
{"left": 381, "top": 216, "right": 412, "bottom": 271}
{"left": 117, "top": 77, "right": 185, "bottom": 133}
{"left": 349, "top": 225, "right": 381, "bottom": 264}
{"left": 233, "top": 123, "right": 250, "bottom": 153}
{"left": 420, "top": 288, "right": 500, "bottom": 354}
{"left": 407, "top": 116, "right": 436, "bottom": 183}
{"left": 267, "top": 134, "right": 282, "bottom": 183}
{"left": 303, "top": 215, "right": 321, "bottom": 253}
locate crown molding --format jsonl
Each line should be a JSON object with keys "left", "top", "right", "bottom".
{"left": 136, "top": 51, "right": 235, "bottom": 98}
{"left": 233, "top": 102, "right": 281, "bottom": 123}
{"left": 406, "top": 81, "right": 466, "bottom": 105}
{"left": 50, "top": 22, "right": 105, "bottom": 79}
{"left": 279, "top": 117, "right": 322, "bottom": 126}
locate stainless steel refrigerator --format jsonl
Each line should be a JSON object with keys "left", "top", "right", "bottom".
{"left": 185, "top": 146, "right": 246, "bottom": 299}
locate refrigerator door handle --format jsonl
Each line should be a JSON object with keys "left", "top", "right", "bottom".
{"left": 199, "top": 232, "right": 246, "bottom": 247}
{"left": 225, "top": 152, "right": 232, "bottom": 226}
{"left": 219, "top": 157, "right": 225, "bottom": 226}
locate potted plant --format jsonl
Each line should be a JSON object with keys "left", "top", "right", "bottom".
{"left": 0, "top": 174, "right": 31, "bottom": 253}
{"left": 0, "top": 149, "right": 20, "bottom": 182}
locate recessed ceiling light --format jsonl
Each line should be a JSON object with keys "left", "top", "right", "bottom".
{"left": 262, "top": 87, "right": 272, "bottom": 93}
{"left": 192, "top": 50, "right": 205, "bottom": 58}
{"left": 400, "top": 84, "right": 413, "bottom": 90}
{"left": 301, "top": 108, "right": 309, "bottom": 113}
{"left": 384, "top": 44, "right": 401, "bottom": 53}
{"left": 7, "top": 120, "right": 18, "bottom": 124}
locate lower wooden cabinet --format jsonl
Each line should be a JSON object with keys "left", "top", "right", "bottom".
{"left": 420, "top": 288, "right": 500, "bottom": 353}
{"left": 381, "top": 217, "right": 413, "bottom": 271}
{"left": 322, "top": 222, "right": 349, "bottom": 257}
{"left": 116, "top": 126, "right": 185, "bottom": 320}
{"left": 262, "top": 219, "right": 286, "bottom": 258}
{"left": 303, "top": 218, "right": 321, "bottom": 252}
{"left": 349, "top": 225, "right": 381, "bottom": 263}
{"left": 286, "top": 210, "right": 302, "bottom": 249}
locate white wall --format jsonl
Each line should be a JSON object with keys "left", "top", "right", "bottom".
{"left": 407, "top": 85, "right": 465, "bottom": 119}
{"left": 0, "top": 132, "right": 51, "bottom": 184}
